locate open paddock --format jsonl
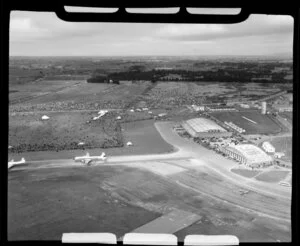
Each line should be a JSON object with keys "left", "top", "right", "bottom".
{"left": 9, "top": 79, "right": 83, "bottom": 105}
{"left": 255, "top": 171, "right": 290, "bottom": 183}
{"left": 279, "top": 112, "right": 293, "bottom": 125}
{"left": 145, "top": 82, "right": 237, "bottom": 108}
{"left": 8, "top": 119, "right": 174, "bottom": 160}
{"left": 121, "top": 120, "right": 175, "bottom": 155}
{"left": 269, "top": 137, "right": 292, "bottom": 162}
{"left": 10, "top": 80, "right": 152, "bottom": 111}
{"left": 231, "top": 168, "right": 261, "bottom": 178}
{"left": 9, "top": 111, "right": 122, "bottom": 153}
{"left": 211, "top": 111, "right": 282, "bottom": 134}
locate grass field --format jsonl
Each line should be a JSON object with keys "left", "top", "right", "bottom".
{"left": 8, "top": 119, "right": 173, "bottom": 160}
{"left": 9, "top": 80, "right": 83, "bottom": 105}
{"left": 145, "top": 82, "right": 237, "bottom": 108}
{"left": 9, "top": 111, "right": 123, "bottom": 152}
{"left": 8, "top": 164, "right": 291, "bottom": 241}
{"left": 255, "top": 171, "right": 290, "bottom": 183}
{"left": 9, "top": 67, "right": 43, "bottom": 85}
{"left": 270, "top": 137, "right": 292, "bottom": 162}
{"left": 231, "top": 168, "right": 261, "bottom": 178}
{"left": 279, "top": 112, "right": 293, "bottom": 125}
{"left": 10, "top": 80, "right": 152, "bottom": 111}
{"left": 121, "top": 119, "right": 175, "bottom": 155}
{"left": 8, "top": 166, "right": 161, "bottom": 240}
{"left": 211, "top": 111, "right": 282, "bottom": 134}
{"left": 175, "top": 214, "right": 290, "bottom": 242}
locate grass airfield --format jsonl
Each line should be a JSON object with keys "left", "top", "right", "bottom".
{"left": 8, "top": 159, "right": 291, "bottom": 242}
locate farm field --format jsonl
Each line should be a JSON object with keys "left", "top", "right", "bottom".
{"left": 9, "top": 79, "right": 83, "bottom": 105}
{"left": 9, "top": 80, "right": 152, "bottom": 112}
{"left": 9, "top": 67, "right": 43, "bottom": 85}
{"left": 9, "top": 111, "right": 123, "bottom": 153}
{"left": 231, "top": 168, "right": 261, "bottom": 178}
{"left": 255, "top": 171, "right": 290, "bottom": 183}
{"left": 211, "top": 111, "right": 282, "bottom": 135}
{"left": 145, "top": 82, "right": 236, "bottom": 108}
{"left": 144, "top": 82, "right": 289, "bottom": 109}
{"left": 269, "top": 137, "right": 292, "bottom": 162}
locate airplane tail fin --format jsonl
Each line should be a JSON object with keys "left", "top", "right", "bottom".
{"left": 86, "top": 152, "right": 90, "bottom": 157}
{"left": 21, "top": 158, "right": 25, "bottom": 162}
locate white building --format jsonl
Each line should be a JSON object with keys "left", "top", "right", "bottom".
{"left": 182, "top": 118, "right": 232, "bottom": 138}
{"left": 274, "top": 152, "right": 285, "bottom": 158}
{"left": 41, "top": 115, "right": 50, "bottom": 120}
{"left": 262, "top": 141, "right": 275, "bottom": 153}
{"left": 221, "top": 144, "right": 273, "bottom": 167}
{"left": 240, "top": 104, "right": 250, "bottom": 108}
{"left": 261, "top": 102, "right": 267, "bottom": 114}
{"left": 191, "top": 105, "right": 205, "bottom": 112}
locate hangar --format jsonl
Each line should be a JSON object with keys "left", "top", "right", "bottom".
{"left": 182, "top": 118, "right": 231, "bottom": 138}
{"left": 221, "top": 144, "right": 273, "bottom": 168}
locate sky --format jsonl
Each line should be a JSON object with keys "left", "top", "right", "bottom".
{"left": 9, "top": 9, "right": 294, "bottom": 56}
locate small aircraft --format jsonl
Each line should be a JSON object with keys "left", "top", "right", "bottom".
{"left": 8, "top": 158, "right": 26, "bottom": 169}
{"left": 238, "top": 189, "right": 249, "bottom": 196}
{"left": 279, "top": 181, "right": 291, "bottom": 187}
{"left": 74, "top": 152, "right": 107, "bottom": 165}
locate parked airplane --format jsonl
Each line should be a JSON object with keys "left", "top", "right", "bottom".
{"left": 74, "top": 152, "right": 107, "bottom": 165}
{"left": 8, "top": 158, "right": 26, "bottom": 169}
{"left": 279, "top": 181, "right": 291, "bottom": 187}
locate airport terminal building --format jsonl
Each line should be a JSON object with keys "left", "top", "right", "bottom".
{"left": 182, "top": 118, "right": 232, "bottom": 138}
{"left": 220, "top": 144, "right": 273, "bottom": 168}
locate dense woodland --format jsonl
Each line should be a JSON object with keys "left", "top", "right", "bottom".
{"left": 9, "top": 57, "right": 293, "bottom": 85}
{"left": 88, "top": 63, "right": 292, "bottom": 84}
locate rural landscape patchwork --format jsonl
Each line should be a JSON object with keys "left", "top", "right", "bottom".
{"left": 8, "top": 12, "right": 293, "bottom": 243}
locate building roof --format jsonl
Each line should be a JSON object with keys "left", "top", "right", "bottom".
{"left": 226, "top": 144, "right": 273, "bottom": 163}
{"left": 186, "top": 118, "right": 227, "bottom": 133}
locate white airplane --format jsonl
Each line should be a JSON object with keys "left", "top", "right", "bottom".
{"left": 279, "top": 181, "right": 291, "bottom": 187}
{"left": 74, "top": 152, "right": 107, "bottom": 165}
{"left": 8, "top": 158, "right": 26, "bottom": 169}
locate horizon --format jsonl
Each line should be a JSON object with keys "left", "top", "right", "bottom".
{"left": 10, "top": 11, "right": 293, "bottom": 57}
{"left": 9, "top": 54, "right": 292, "bottom": 58}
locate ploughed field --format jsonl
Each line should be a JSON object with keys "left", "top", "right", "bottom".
{"left": 8, "top": 163, "right": 291, "bottom": 242}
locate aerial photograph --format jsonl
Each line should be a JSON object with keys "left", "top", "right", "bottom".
{"left": 8, "top": 10, "right": 293, "bottom": 242}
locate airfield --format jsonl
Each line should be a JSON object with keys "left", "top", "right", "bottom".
{"left": 8, "top": 71, "right": 293, "bottom": 242}
{"left": 8, "top": 121, "right": 291, "bottom": 242}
